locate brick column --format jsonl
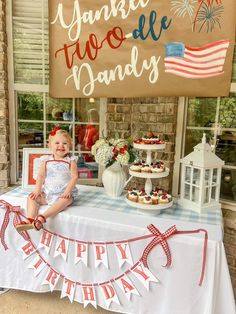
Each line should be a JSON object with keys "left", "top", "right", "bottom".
{"left": 0, "top": 0, "right": 10, "bottom": 191}
{"left": 223, "top": 209, "right": 236, "bottom": 299}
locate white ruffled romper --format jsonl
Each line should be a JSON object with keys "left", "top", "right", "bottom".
{"left": 40, "top": 155, "right": 78, "bottom": 205}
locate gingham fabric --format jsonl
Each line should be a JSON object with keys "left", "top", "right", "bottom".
{"left": 2, "top": 186, "right": 223, "bottom": 226}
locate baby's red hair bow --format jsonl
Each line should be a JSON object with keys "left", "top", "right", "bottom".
{"left": 50, "top": 126, "right": 60, "bottom": 136}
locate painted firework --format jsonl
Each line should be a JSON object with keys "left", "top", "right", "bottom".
{"left": 171, "top": 0, "right": 224, "bottom": 32}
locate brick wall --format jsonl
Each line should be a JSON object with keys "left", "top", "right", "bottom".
{"left": 107, "top": 97, "right": 178, "bottom": 192}
{"left": 0, "top": 0, "right": 9, "bottom": 192}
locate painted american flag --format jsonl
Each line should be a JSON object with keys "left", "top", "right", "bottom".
{"left": 164, "top": 39, "right": 230, "bottom": 79}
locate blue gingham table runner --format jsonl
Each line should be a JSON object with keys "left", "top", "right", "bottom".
{"left": 2, "top": 187, "right": 223, "bottom": 226}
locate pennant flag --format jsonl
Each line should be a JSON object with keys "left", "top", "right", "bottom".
{"left": 164, "top": 40, "right": 230, "bottom": 79}
{"left": 82, "top": 285, "right": 97, "bottom": 308}
{"left": 74, "top": 242, "right": 88, "bottom": 266}
{"left": 28, "top": 255, "right": 47, "bottom": 276}
{"left": 115, "top": 242, "right": 133, "bottom": 268}
{"left": 38, "top": 230, "right": 54, "bottom": 254}
{"left": 20, "top": 241, "right": 36, "bottom": 260}
{"left": 100, "top": 283, "right": 120, "bottom": 308}
{"left": 54, "top": 237, "right": 69, "bottom": 261}
{"left": 42, "top": 268, "right": 60, "bottom": 291}
{"left": 93, "top": 244, "right": 109, "bottom": 268}
{"left": 116, "top": 274, "right": 140, "bottom": 300}
{"left": 131, "top": 262, "right": 159, "bottom": 290}
{"left": 61, "top": 278, "right": 76, "bottom": 303}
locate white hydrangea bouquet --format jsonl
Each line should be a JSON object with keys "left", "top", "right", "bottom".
{"left": 91, "top": 138, "right": 136, "bottom": 167}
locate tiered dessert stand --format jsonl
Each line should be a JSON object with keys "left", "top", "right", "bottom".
{"left": 126, "top": 141, "right": 173, "bottom": 213}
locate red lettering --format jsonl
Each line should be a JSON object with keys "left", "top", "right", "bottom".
{"left": 56, "top": 239, "right": 66, "bottom": 254}
{"left": 120, "top": 278, "right": 134, "bottom": 293}
{"left": 116, "top": 243, "right": 128, "bottom": 259}
{"left": 22, "top": 242, "right": 34, "bottom": 255}
{"left": 41, "top": 231, "right": 53, "bottom": 247}
{"left": 33, "top": 257, "right": 43, "bottom": 270}
{"left": 64, "top": 279, "right": 75, "bottom": 295}
{"left": 83, "top": 286, "right": 95, "bottom": 301}
{"left": 133, "top": 264, "right": 150, "bottom": 281}
{"left": 55, "top": 26, "right": 126, "bottom": 69}
{"left": 76, "top": 242, "right": 87, "bottom": 257}
{"left": 95, "top": 245, "right": 105, "bottom": 260}
{"left": 46, "top": 270, "right": 59, "bottom": 286}
{"left": 101, "top": 284, "right": 115, "bottom": 299}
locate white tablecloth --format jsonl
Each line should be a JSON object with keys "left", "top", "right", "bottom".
{"left": 0, "top": 186, "right": 235, "bottom": 314}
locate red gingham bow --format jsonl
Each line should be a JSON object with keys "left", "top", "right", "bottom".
{"left": 50, "top": 126, "right": 60, "bottom": 136}
{"left": 141, "top": 224, "right": 177, "bottom": 269}
{"left": 0, "top": 200, "right": 29, "bottom": 249}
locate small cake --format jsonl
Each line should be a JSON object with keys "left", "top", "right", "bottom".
{"left": 143, "top": 196, "right": 152, "bottom": 205}
{"left": 151, "top": 192, "right": 159, "bottom": 204}
{"left": 141, "top": 164, "right": 152, "bottom": 173}
{"left": 152, "top": 163, "right": 164, "bottom": 173}
{"left": 130, "top": 162, "right": 141, "bottom": 172}
{"left": 159, "top": 193, "right": 169, "bottom": 204}
{"left": 138, "top": 192, "right": 146, "bottom": 204}
{"left": 142, "top": 132, "right": 160, "bottom": 144}
{"left": 128, "top": 191, "right": 138, "bottom": 202}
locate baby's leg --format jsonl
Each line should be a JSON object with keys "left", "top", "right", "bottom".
{"left": 33, "top": 197, "right": 72, "bottom": 230}
{"left": 27, "top": 193, "right": 48, "bottom": 221}
{"left": 42, "top": 197, "right": 73, "bottom": 220}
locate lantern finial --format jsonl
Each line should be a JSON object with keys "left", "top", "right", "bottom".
{"left": 202, "top": 133, "right": 206, "bottom": 144}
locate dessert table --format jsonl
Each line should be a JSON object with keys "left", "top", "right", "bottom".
{"left": 0, "top": 185, "right": 235, "bottom": 314}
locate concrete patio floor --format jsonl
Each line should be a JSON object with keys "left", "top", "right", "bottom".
{"left": 0, "top": 289, "right": 117, "bottom": 314}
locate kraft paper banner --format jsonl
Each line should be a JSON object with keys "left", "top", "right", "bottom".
{"left": 49, "top": 0, "right": 236, "bottom": 97}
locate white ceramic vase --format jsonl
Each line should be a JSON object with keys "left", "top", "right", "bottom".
{"left": 102, "top": 162, "right": 127, "bottom": 197}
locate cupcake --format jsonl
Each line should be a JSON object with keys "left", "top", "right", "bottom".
{"left": 152, "top": 164, "right": 164, "bottom": 173}
{"left": 143, "top": 196, "right": 152, "bottom": 205}
{"left": 130, "top": 162, "right": 141, "bottom": 172}
{"left": 138, "top": 191, "right": 146, "bottom": 203}
{"left": 141, "top": 164, "right": 152, "bottom": 173}
{"left": 159, "top": 193, "right": 169, "bottom": 204}
{"left": 151, "top": 192, "right": 159, "bottom": 204}
{"left": 128, "top": 191, "right": 138, "bottom": 202}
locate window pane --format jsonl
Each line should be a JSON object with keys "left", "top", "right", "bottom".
{"left": 186, "top": 98, "right": 217, "bottom": 127}
{"left": 184, "top": 129, "right": 212, "bottom": 156}
{"left": 18, "top": 92, "right": 43, "bottom": 120}
{"left": 205, "top": 169, "right": 210, "bottom": 186}
{"left": 219, "top": 93, "right": 236, "bottom": 128}
{"left": 46, "top": 96, "right": 73, "bottom": 121}
{"left": 75, "top": 153, "right": 98, "bottom": 179}
{"left": 13, "top": 3, "right": 43, "bottom": 83}
{"left": 76, "top": 99, "right": 100, "bottom": 123}
{"left": 221, "top": 169, "right": 236, "bottom": 201}
{"left": 215, "top": 131, "right": 236, "bottom": 166}
{"left": 192, "top": 186, "right": 199, "bottom": 203}
{"left": 184, "top": 166, "right": 191, "bottom": 182}
{"left": 75, "top": 124, "right": 99, "bottom": 152}
{"left": 193, "top": 168, "right": 200, "bottom": 185}
{"left": 184, "top": 184, "right": 190, "bottom": 200}
{"left": 18, "top": 122, "right": 43, "bottom": 149}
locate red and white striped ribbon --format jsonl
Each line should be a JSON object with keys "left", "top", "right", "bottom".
{"left": 141, "top": 224, "right": 177, "bottom": 269}
{"left": 0, "top": 199, "right": 29, "bottom": 249}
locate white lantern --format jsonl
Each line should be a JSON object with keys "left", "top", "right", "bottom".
{"left": 179, "top": 134, "right": 224, "bottom": 213}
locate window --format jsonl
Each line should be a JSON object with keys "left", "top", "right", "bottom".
{"left": 8, "top": 0, "right": 106, "bottom": 184}
{"left": 177, "top": 43, "right": 236, "bottom": 208}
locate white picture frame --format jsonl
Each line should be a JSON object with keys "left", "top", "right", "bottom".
{"left": 22, "top": 148, "right": 51, "bottom": 191}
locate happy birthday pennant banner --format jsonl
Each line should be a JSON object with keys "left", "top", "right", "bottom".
{"left": 49, "top": 0, "right": 236, "bottom": 97}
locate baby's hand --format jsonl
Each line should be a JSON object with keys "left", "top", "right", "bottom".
{"left": 60, "top": 192, "right": 71, "bottom": 199}
{"left": 29, "top": 191, "right": 41, "bottom": 200}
